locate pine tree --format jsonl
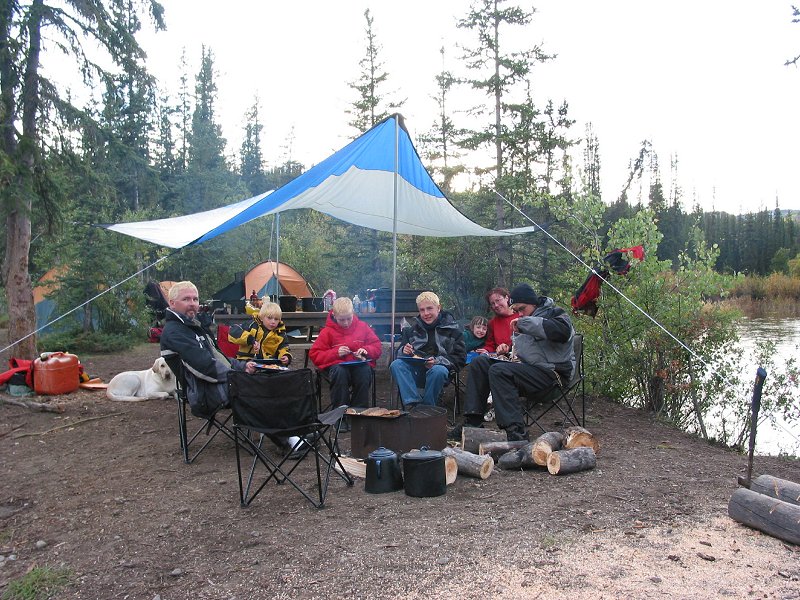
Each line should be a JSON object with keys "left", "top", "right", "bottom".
{"left": 457, "top": 0, "right": 553, "bottom": 287}
{"left": 239, "top": 97, "right": 268, "bottom": 196}
{"left": 346, "top": 8, "right": 404, "bottom": 134}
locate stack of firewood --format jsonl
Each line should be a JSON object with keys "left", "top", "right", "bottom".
{"left": 459, "top": 425, "right": 599, "bottom": 475}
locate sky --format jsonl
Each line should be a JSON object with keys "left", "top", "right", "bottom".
{"left": 128, "top": 0, "right": 800, "bottom": 215}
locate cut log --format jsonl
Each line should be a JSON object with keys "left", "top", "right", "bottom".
{"left": 496, "top": 443, "right": 538, "bottom": 470}
{"left": 478, "top": 440, "right": 530, "bottom": 462}
{"left": 333, "top": 456, "right": 366, "bottom": 479}
{"left": 563, "top": 426, "right": 599, "bottom": 454}
{"left": 547, "top": 447, "right": 597, "bottom": 475}
{"left": 728, "top": 487, "right": 800, "bottom": 545}
{"left": 442, "top": 447, "right": 494, "bottom": 480}
{"left": 749, "top": 474, "right": 800, "bottom": 506}
{"left": 461, "top": 427, "right": 506, "bottom": 453}
{"left": 532, "top": 431, "right": 565, "bottom": 466}
{"left": 445, "top": 456, "right": 458, "bottom": 485}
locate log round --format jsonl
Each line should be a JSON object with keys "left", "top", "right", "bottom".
{"left": 749, "top": 474, "right": 800, "bottom": 507}
{"left": 496, "top": 443, "right": 538, "bottom": 470}
{"left": 532, "top": 431, "right": 565, "bottom": 466}
{"left": 728, "top": 487, "right": 800, "bottom": 545}
{"left": 461, "top": 427, "right": 506, "bottom": 454}
{"left": 563, "top": 426, "right": 599, "bottom": 454}
{"left": 547, "top": 447, "right": 597, "bottom": 475}
{"left": 478, "top": 440, "right": 530, "bottom": 463}
{"left": 442, "top": 447, "right": 494, "bottom": 479}
{"left": 445, "top": 456, "right": 458, "bottom": 485}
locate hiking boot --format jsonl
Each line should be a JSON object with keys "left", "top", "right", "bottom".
{"left": 448, "top": 418, "right": 483, "bottom": 441}
{"left": 505, "top": 424, "right": 530, "bottom": 442}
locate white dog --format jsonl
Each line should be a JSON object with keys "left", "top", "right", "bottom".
{"left": 106, "top": 357, "right": 176, "bottom": 402}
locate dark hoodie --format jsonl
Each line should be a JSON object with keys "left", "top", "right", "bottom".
{"left": 395, "top": 310, "right": 466, "bottom": 373}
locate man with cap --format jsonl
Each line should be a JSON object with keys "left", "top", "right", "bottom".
{"left": 450, "top": 283, "right": 575, "bottom": 442}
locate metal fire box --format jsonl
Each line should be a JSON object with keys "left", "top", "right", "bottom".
{"left": 349, "top": 405, "right": 447, "bottom": 459}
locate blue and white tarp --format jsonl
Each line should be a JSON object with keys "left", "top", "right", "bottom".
{"left": 105, "top": 114, "right": 533, "bottom": 248}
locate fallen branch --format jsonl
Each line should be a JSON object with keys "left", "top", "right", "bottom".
{"left": 0, "top": 424, "right": 26, "bottom": 438}
{"left": 12, "top": 412, "right": 124, "bottom": 438}
{"left": 1, "top": 397, "right": 65, "bottom": 413}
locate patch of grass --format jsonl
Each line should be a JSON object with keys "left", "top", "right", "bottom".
{"left": 37, "top": 330, "right": 134, "bottom": 354}
{"left": 0, "top": 529, "right": 12, "bottom": 544}
{"left": 539, "top": 534, "right": 560, "bottom": 550}
{"left": 1, "top": 566, "right": 72, "bottom": 600}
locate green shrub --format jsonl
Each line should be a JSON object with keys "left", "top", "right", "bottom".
{"left": 1, "top": 566, "right": 72, "bottom": 600}
{"left": 37, "top": 330, "right": 134, "bottom": 354}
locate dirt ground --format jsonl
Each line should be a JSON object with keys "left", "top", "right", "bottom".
{"left": 1, "top": 341, "right": 799, "bottom": 599}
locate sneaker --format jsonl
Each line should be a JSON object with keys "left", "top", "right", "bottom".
{"left": 484, "top": 408, "right": 495, "bottom": 422}
{"left": 286, "top": 448, "right": 306, "bottom": 460}
{"left": 447, "top": 424, "right": 463, "bottom": 441}
{"left": 505, "top": 424, "right": 530, "bottom": 442}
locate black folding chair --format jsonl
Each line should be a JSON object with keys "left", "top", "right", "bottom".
{"left": 314, "top": 363, "right": 377, "bottom": 413}
{"left": 228, "top": 368, "right": 354, "bottom": 509}
{"left": 521, "top": 334, "right": 586, "bottom": 434}
{"left": 389, "top": 367, "right": 462, "bottom": 423}
{"left": 162, "top": 351, "right": 238, "bottom": 464}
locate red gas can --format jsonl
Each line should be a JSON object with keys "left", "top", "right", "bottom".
{"left": 33, "top": 352, "right": 80, "bottom": 395}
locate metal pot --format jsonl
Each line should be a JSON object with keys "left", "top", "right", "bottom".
{"left": 300, "top": 297, "right": 325, "bottom": 312}
{"left": 401, "top": 446, "right": 446, "bottom": 498}
{"left": 365, "top": 447, "right": 403, "bottom": 494}
{"left": 278, "top": 295, "right": 297, "bottom": 312}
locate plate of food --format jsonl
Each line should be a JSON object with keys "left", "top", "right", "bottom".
{"left": 399, "top": 355, "right": 428, "bottom": 362}
{"left": 487, "top": 353, "right": 512, "bottom": 362}
{"left": 252, "top": 358, "right": 282, "bottom": 365}
{"left": 253, "top": 363, "right": 289, "bottom": 371}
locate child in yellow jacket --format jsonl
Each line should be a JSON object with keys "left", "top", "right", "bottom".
{"left": 228, "top": 301, "right": 292, "bottom": 365}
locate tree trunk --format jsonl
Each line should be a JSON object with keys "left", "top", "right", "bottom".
{"left": 2, "top": 0, "right": 43, "bottom": 361}
{"left": 442, "top": 447, "right": 494, "bottom": 480}
{"left": 547, "top": 447, "right": 596, "bottom": 475}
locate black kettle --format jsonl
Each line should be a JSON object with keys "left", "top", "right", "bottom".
{"left": 365, "top": 447, "right": 403, "bottom": 494}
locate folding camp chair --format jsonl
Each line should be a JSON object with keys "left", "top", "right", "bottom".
{"left": 389, "top": 367, "right": 462, "bottom": 423}
{"left": 228, "top": 368, "right": 354, "bottom": 509}
{"left": 314, "top": 363, "right": 377, "bottom": 413}
{"left": 521, "top": 334, "right": 586, "bottom": 434}
{"left": 162, "top": 351, "right": 238, "bottom": 464}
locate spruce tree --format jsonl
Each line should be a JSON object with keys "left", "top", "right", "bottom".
{"left": 0, "top": 0, "right": 164, "bottom": 359}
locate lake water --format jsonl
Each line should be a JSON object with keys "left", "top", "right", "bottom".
{"left": 733, "top": 318, "right": 800, "bottom": 457}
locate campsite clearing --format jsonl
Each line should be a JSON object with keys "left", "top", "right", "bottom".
{"left": 1, "top": 341, "right": 799, "bottom": 598}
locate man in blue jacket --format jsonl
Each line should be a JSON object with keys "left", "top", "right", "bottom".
{"left": 452, "top": 283, "right": 575, "bottom": 442}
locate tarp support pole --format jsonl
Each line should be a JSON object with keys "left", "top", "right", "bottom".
{"left": 391, "top": 115, "right": 399, "bottom": 406}
{"left": 275, "top": 213, "right": 280, "bottom": 299}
